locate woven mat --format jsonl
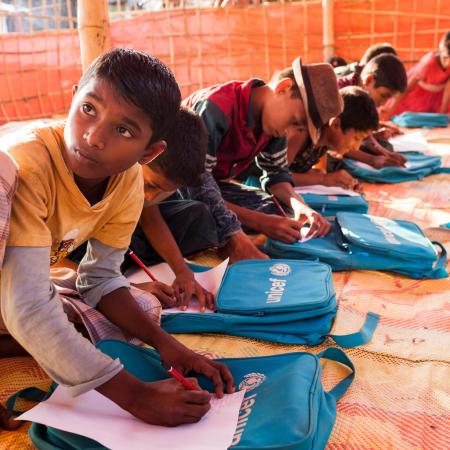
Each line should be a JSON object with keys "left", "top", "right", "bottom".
{"left": 1, "top": 127, "right": 449, "bottom": 449}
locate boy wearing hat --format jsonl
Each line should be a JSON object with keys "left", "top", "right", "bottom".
{"left": 183, "top": 57, "right": 342, "bottom": 262}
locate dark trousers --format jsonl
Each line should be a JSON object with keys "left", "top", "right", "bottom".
{"left": 68, "top": 199, "right": 219, "bottom": 270}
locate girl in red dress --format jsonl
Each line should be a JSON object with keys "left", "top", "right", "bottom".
{"left": 384, "top": 32, "right": 450, "bottom": 117}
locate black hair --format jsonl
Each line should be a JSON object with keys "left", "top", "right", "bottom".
{"left": 439, "top": 31, "right": 450, "bottom": 54}
{"left": 273, "top": 67, "right": 301, "bottom": 98}
{"left": 338, "top": 86, "right": 379, "bottom": 132}
{"left": 360, "top": 43, "right": 397, "bottom": 65}
{"left": 148, "top": 108, "right": 207, "bottom": 187}
{"left": 363, "top": 53, "right": 407, "bottom": 93}
{"left": 327, "top": 55, "right": 347, "bottom": 68}
{"left": 77, "top": 48, "right": 181, "bottom": 144}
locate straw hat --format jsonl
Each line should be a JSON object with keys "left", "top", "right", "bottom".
{"left": 292, "top": 57, "right": 344, "bottom": 144}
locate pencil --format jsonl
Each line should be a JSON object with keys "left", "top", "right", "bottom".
{"left": 271, "top": 195, "right": 288, "bottom": 218}
{"left": 128, "top": 250, "right": 158, "bottom": 282}
{"left": 165, "top": 365, "right": 201, "bottom": 391}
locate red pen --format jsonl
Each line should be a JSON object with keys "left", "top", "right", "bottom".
{"left": 128, "top": 250, "right": 158, "bottom": 282}
{"left": 164, "top": 364, "right": 200, "bottom": 391}
{"left": 271, "top": 195, "right": 288, "bottom": 218}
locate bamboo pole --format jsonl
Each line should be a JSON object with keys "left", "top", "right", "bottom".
{"left": 322, "top": 0, "right": 335, "bottom": 61}
{"left": 77, "top": 0, "right": 111, "bottom": 71}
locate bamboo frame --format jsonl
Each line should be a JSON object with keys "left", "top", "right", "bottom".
{"left": 0, "top": 0, "right": 448, "bottom": 124}
{"left": 77, "top": 0, "right": 111, "bottom": 71}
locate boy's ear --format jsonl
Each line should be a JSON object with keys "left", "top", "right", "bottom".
{"left": 140, "top": 140, "right": 167, "bottom": 165}
{"left": 274, "top": 77, "right": 293, "bottom": 94}
{"left": 329, "top": 116, "right": 341, "bottom": 130}
{"left": 362, "top": 74, "right": 375, "bottom": 88}
{"left": 72, "top": 85, "right": 78, "bottom": 97}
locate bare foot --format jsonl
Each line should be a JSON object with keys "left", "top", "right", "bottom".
{"left": 0, "top": 404, "right": 22, "bottom": 431}
{"left": 219, "top": 231, "right": 268, "bottom": 263}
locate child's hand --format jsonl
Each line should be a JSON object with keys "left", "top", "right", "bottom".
{"left": 219, "top": 230, "right": 269, "bottom": 263}
{"left": 132, "top": 281, "right": 176, "bottom": 308}
{"left": 296, "top": 207, "right": 331, "bottom": 238}
{"left": 172, "top": 270, "right": 214, "bottom": 312}
{"left": 381, "top": 121, "right": 403, "bottom": 136}
{"left": 371, "top": 153, "right": 406, "bottom": 169}
{"left": 129, "top": 378, "right": 212, "bottom": 426}
{"left": 0, "top": 404, "right": 22, "bottom": 431}
{"left": 261, "top": 213, "right": 330, "bottom": 243}
{"left": 159, "top": 340, "right": 235, "bottom": 398}
{"left": 324, "top": 170, "right": 360, "bottom": 190}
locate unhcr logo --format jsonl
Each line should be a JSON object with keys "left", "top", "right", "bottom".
{"left": 238, "top": 372, "right": 266, "bottom": 392}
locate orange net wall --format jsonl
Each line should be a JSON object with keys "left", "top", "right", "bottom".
{"left": 0, "top": 0, "right": 449, "bottom": 124}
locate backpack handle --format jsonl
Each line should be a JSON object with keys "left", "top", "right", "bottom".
{"left": 317, "top": 347, "right": 355, "bottom": 401}
{"left": 6, "top": 387, "right": 48, "bottom": 415}
{"left": 328, "top": 311, "right": 379, "bottom": 348}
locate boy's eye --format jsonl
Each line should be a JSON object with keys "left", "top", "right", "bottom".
{"left": 117, "top": 126, "right": 132, "bottom": 138}
{"left": 82, "top": 104, "right": 95, "bottom": 116}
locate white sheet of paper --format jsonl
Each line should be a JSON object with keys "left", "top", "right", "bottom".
{"left": 294, "top": 184, "right": 360, "bottom": 197}
{"left": 18, "top": 386, "right": 245, "bottom": 450}
{"left": 389, "top": 132, "right": 429, "bottom": 153}
{"left": 351, "top": 161, "right": 375, "bottom": 171}
{"left": 299, "top": 227, "right": 313, "bottom": 243}
{"left": 126, "top": 259, "right": 229, "bottom": 313}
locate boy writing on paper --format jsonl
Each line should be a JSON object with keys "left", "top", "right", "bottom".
{"left": 336, "top": 52, "right": 408, "bottom": 169}
{"left": 0, "top": 49, "right": 233, "bottom": 429}
{"left": 288, "top": 86, "right": 379, "bottom": 190}
{"left": 183, "top": 58, "right": 343, "bottom": 259}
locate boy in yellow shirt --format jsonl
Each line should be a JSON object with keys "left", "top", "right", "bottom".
{"left": 0, "top": 48, "right": 233, "bottom": 429}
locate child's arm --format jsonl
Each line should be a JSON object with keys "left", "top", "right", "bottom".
{"left": 139, "top": 204, "right": 213, "bottom": 311}
{"left": 1, "top": 246, "right": 124, "bottom": 396}
{"left": 344, "top": 148, "right": 403, "bottom": 169}
{"left": 439, "top": 79, "right": 450, "bottom": 114}
{"left": 291, "top": 169, "right": 360, "bottom": 190}
{"left": 383, "top": 76, "right": 419, "bottom": 117}
{"left": 77, "top": 238, "right": 235, "bottom": 398}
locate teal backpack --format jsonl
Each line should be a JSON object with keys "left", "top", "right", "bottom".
{"left": 391, "top": 112, "right": 449, "bottom": 128}
{"left": 301, "top": 192, "right": 369, "bottom": 217}
{"left": 343, "top": 151, "right": 446, "bottom": 183}
{"left": 22, "top": 339, "right": 356, "bottom": 450}
{"left": 161, "top": 259, "right": 379, "bottom": 347}
{"left": 264, "top": 212, "right": 448, "bottom": 280}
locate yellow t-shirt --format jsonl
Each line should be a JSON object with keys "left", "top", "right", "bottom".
{"left": 6, "top": 121, "right": 144, "bottom": 265}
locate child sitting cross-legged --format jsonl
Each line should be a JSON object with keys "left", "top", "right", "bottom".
{"left": 288, "top": 86, "right": 379, "bottom": 191}
{"left": 0, "top": 48, "right": 234, "bottom": 430}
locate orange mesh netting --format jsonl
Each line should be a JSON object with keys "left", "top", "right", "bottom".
{"left": 1, "top": 0, "right": 450, "bottom": 123}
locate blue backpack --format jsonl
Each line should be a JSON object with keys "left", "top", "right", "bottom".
{"left": 23, "top": 339, "right": 357, "bottom": 450}
{"left": 264, "top": 212, "right": 448, "bottom": 280}
{"left": 343, "top": 151, "right": 445, "bottom": 183}
{"left": 301, "top": 192, "right": 369, "bottom": 217}
{"left": 391, "top": 112, "right": 449, "bottom": 128}
{"left": 162, "top": 259, "right": 379, "bottom": 347}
